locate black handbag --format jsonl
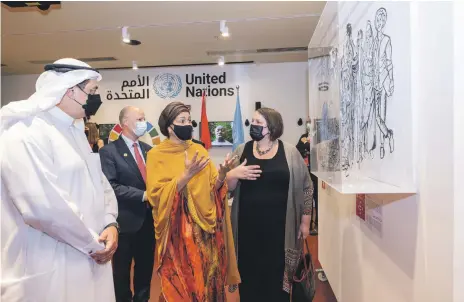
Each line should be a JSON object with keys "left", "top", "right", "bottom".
{"left": 291, "top": 239, "right": 316, "bottom": 301}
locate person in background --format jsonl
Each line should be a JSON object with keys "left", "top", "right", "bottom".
{"left": 296, "top": 117, "right": 319, "bottom": 235}
{"left": 146, "top": 101, "right": 240, "bottom": 301}
{"left": 212, "top": 125, "right": 232, "bottom": 146}
{"left": 85, "top": 122, "right": 104, "bottom": 153}
{"left": 0, "top": 58, "right": 118, "bottom": 302}
{"left": 227, "top": 107, "right": 313, "bottom": 301}
{"left": 99, "top": 106, "right": 155, "bottom": 302}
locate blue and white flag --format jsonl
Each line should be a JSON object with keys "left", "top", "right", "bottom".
{"left": 232, "top": 90, "right": 245, "bottom": 151}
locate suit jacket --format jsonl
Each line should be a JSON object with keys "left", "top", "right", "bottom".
{"left": 99, "top": 136, "right": 152, "bottom": 233}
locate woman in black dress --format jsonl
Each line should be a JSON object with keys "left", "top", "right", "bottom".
{"left": 227, "top": 108, "right": 314, "bottom": 301}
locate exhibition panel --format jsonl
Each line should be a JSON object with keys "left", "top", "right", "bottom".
{"left": 308, "top": 2, "right": 415, "bottom": 194}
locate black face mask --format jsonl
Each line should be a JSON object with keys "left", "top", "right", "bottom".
{"left": 172, "top": 125, "right": 193, "bottom": 141}
{"left": 73, "top": 86, "right": 102, "bottom": 117}
{"left": 85, "top": 130, "right": 89, "bottom": 138}
{"left": 250, "top": 124, "right": 267, "bottom": 141}
{"left": 82, "top": 94, "right": 102, "bottom": 117}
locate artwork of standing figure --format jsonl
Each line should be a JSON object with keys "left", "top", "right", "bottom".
{"left": 340, "top": 7, "right": 395, "bottom": 177}
{"left": 340, "top": 23, "right": 357, "bottom": 175}
{"left": 355, "top": 29, "right": 364, "bottom": 165}
{"left": 329, "top": 47, "right": 339, "bottom": 78}
{"left": 311, "top": 50, "right": 341, "bottom": 173}
{"left": 360, "top": 21, "right": 376, "bottom": 159}
{"left": 373, "top": 8, "right": 394, "bottom": 159}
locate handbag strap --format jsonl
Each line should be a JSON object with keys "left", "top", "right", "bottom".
{"left": 301, "top": 238, "right": 312, "bottom": 272}
{"left": 292, "top": 239, "right": 313, "bottom": 283}
{"left": 290, "top": 239, "right": 314, "bottom": 301}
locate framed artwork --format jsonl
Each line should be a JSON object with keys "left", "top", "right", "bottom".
{"left": 200, "top": 121, "right": 234, "bottom": 147}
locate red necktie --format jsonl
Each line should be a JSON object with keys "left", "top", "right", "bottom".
{"left": 133, "top": 143, "right": 146, "bottom": 183}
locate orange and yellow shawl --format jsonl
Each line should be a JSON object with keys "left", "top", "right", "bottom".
{"left": 146, "top": 139, "right": 240, "bottom": 301}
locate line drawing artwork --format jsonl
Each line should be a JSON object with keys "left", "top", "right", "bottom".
{"left": 315, "top": 50, "right": 341, "bottom": 173}
{"left": 372, "top": 8, "right": 395, "bottom": 159}
{"left": 340, "top": 7, "right": 395, "bottom": 177}
{"left": 340, "top": 23, "right": 357, "bottom": 176}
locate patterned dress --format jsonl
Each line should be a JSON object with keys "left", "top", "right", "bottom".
{"left": 159, "top": 186, "right": 228, "bottom": 302}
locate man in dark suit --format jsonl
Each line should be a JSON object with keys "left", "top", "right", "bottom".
{"left": 99, "top": 106, "right": 155, "bottom": 302}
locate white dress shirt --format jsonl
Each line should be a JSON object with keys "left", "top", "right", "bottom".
{"left": 120, "top": 134, "right": 146, "bottom": 164}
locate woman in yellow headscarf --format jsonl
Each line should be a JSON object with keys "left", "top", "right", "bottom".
{"left": 146, "top": 102, "right": 240, "bottom": 302}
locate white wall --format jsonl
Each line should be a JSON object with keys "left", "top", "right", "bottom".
{"left": 316, "top": 2, "right": 457, "bottom": 302}
{"left": 1, "top": 74, "right": 37, "bottom": 105}
{"left": 1, "top": 62, "right": 309, "bottom": 165}
{"left": 453, "top": 1, "right": 464, "bottom": 302}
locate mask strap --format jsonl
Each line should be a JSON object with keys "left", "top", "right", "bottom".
{"left": 71, "top": 96, "right": 85, "bottom": 107}
{"left": 70, "top": 86, "right": 88, "bottom": 106}
{"left": 261, "top": 126, "right": 270, "bottom": 136}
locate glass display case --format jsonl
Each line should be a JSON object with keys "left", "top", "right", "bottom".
{"left": 308, "top": 1, "right": 415, "bottom": 194}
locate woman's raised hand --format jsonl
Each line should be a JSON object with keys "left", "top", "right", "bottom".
{"left": 218, "top": 153, "right": 237, "bottom": 180}
{"left": 185, "top": 151, "right": 210, "bottom": 178}
{"left": 231, "top": 159, "right": 262, "bottom": 180}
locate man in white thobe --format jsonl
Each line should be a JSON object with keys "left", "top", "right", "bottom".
{"left": 0, "top": 58, "right": 119, "bottom": 302}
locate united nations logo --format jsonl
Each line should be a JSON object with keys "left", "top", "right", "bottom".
{"left": 153, "top": 73, "right": 182, "bottom": 99}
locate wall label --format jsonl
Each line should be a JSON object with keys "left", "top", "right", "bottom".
{"left": 106, "top": 75, "right": 150, "bottom": 101}
{"left": 185, "top": 72, "right": 235, "bottom": 98}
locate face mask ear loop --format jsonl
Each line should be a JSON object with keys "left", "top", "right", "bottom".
{"left": 69, "top": 88, "right": 85, "bottom": 106}
{"left": 262, "top": 126, "right": 270, "bottom": 137}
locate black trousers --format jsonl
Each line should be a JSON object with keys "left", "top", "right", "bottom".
{"left": 113, "top": 210, "right": 155, "bottom": 302}
{"left": 310, "top": 172, "right": 318, "bottom": 226}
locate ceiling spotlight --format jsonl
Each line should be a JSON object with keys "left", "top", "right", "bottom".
{"left": 122, "top": 26, "right": 131, "bottom": 44}
{"left": 220, "top": 20, "right": 230, "bottom": 38}
{"left": 218, "top": 56, "right": 225, "bottom": 66}
{"left": 221, "top": 27, "right": 229, "bottom": 37}
{"left": 132, "top": 61, "right": 138, "bottom": 70}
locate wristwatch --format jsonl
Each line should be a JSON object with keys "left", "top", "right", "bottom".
{"left": 104, "top": 222, "right": 120, "bottom": 234}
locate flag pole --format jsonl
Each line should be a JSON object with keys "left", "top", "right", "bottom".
{"left": 200, "top": 88, "right": 212, "bottom": 149}
{"left": 232, "top": 85, "right": 245, "bottom": 151}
